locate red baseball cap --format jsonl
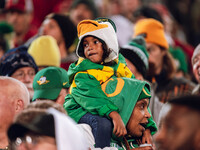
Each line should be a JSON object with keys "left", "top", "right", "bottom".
{"left": 5, "top": 0, "right": 33, "bottom": 13}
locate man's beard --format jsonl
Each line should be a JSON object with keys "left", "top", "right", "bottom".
{"left": 24, "top": 83, "right": 34, "bottom": 100}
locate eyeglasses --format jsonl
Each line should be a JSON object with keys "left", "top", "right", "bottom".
{"left": 12, "top": 70, "right": 35, "bottom": 80}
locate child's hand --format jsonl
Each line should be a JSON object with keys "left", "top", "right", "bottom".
{"left": 109, "top": 111, "right": 127, "bottom": 137}
{"left": 142, "top": 128, "right": 153, "bottom": 145}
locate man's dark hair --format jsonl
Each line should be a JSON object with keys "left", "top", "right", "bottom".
{"left": 169, "top": 95, "right": 200, "bottom": 112}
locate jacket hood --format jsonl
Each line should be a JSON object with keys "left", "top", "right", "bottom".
{"left": 103, "top": 77, "right": 151, "bottom": 126}
{"left": 76, "top": 19, "right": 119, "bottom": 63}
{"left": 101, "top": 77, "right": 151, "bottom": 142}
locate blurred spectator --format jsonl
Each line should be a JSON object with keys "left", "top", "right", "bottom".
{"left": 163, "top": 0, "right": 200, "bottom": 47}
{"left": 32, "top": 66, "right": 70, "bottom": 105}
{"left": 108, "top": 0, "right": 142, "bottom": 47}
{"left": 190, "top": 0, "right": 200, "bottom": 47}
{"left": 191, "top": 44, "right": 200, "bottom": 94}
{"left": 30, "top": 0, "right": 68, "bottom": 28}
{"left": 0, "top": 46, "right": 38, "bottom": 100}
{"left": 4, "top": 0, "right": 37, "bottom": 47}
{"left": 100, "top": 0, "right": 121, "bottom": 17}
{"left": 151, "top": 3, "right": 195, "bottom": 75}
{"left": 169, "top": 46, "right": 189, "bottom": 78}
{"left": 4, "top": 0, "right": 72, "bottom": 30}
{"left": 28, "top": 35, "right": 61, "bottom": 70}
{"left": 0, "top": 0, "right": 6, "bottom": 21}
{"left": 8, "top": 108, "right": 89, "bottom": 150}
{"left": 133, "top": 4, "right": 195, "bottom": 77}
{"left": 0, "top": 22, "right": 14, "bottom": 56}
{"left": 56, "top": 0, "right": 73, "bottom": 15}
{"left": 69, "top": 0, "right": 99, "bottom": 26}
{"left": 120, "top": 36, "right": 149, "bottom": 80}
{"left": 133, "top": 5, "right": 163, "bottom": 24}
{"left": 120, "top": 36, "right": 163, "bottom": 125}
{"left": 134, "top": 18, "right": 196, "bottom": 103}
{"left": 41, "top": 13, "right": 77, "bottom": 69}
{"left": 155, "top": 95, "right": 200, "bottom": 150}
{"left": 0, "top": 76, "right": 29, "bottom": 149}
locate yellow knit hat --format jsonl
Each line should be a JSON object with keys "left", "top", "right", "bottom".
{"left": 134, "top": 18, "right": 169, "bottom": 50}
{"left": 28, "top": 35, "right": 61, "bottom": 67}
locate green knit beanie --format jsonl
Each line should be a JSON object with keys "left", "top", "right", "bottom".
{"left": 120, "top": 36, "right": 149, "bottom": 77}
{"left": 0, "top": 22, "right": 13, "bottom": 35}
{"left": 169, "top": 46, "right": 188, "bottom": 73}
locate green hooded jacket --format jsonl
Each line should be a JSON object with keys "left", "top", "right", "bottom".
{"left": 64, "top": 54, "right": 134, "bottom": 122}
{"left": 104, "top": 77, "right": 156, "bottom": 149}
{"left": 63, "top": 54, "right": 157, "bottom": 145}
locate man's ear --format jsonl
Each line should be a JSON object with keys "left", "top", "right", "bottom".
{"left": 15, "top": 99, "right": 24, "bottom": 113}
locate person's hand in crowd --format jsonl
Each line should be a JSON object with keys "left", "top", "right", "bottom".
{"left": 142, "top": 128, "right": 153, "bottom": 144}
{"left": 109, "top": 111, "right": 127, "bottom": 137}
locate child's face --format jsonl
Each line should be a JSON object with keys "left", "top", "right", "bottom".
{"left": 83, "top": 36, "right": 104, "bottom": 63}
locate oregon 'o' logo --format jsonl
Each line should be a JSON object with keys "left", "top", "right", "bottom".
{"left": 101, "top": 78, "right": 124, "bottom": 97}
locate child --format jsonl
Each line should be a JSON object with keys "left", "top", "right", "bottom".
{"left": 64, "top": 18, "right": 156, "bottom": 148}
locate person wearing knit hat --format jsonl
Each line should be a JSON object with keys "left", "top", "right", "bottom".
{"left": 28, "top": 35, "right": 61, "bottom": 70}
{"left": 42, "top": 13, "right": 77, "bottom": 58}
{"left": 32, "top": 66, "right": 70, "bottom": 105}
{"left": 134, "top": 18, "right": 169, "bottom": 50}
{"left": 133, "top": 18, "right": 195, "bottom": 103}
{"left": 120, "top": 36, "right": 149, "bottom": 80}
{"left": 41, "top": 13, "right": 77, "bottom": 70}
{"left": 169, "top": 46, "right": 188, "bottom": 78}
{"left": 191, "top": 44, "right": 200, "bottom": 94}
{"left": 0, "top": 46, "right": 38, "bottom": 100}
{"left": 64, "top": 18, "right": 157, "bottom": 148}
{"left": 120, "top": 36, "right": 163, "bottom": 126}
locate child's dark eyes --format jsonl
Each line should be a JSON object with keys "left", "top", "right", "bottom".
{"left": 83, "top": 43, "right": 89, "bottom": 48}
{"left": 83, "top": 39, "right": 100, "bottom": 48}
{"left": 94, "top": 40, "right": 99, "bottom": 44}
